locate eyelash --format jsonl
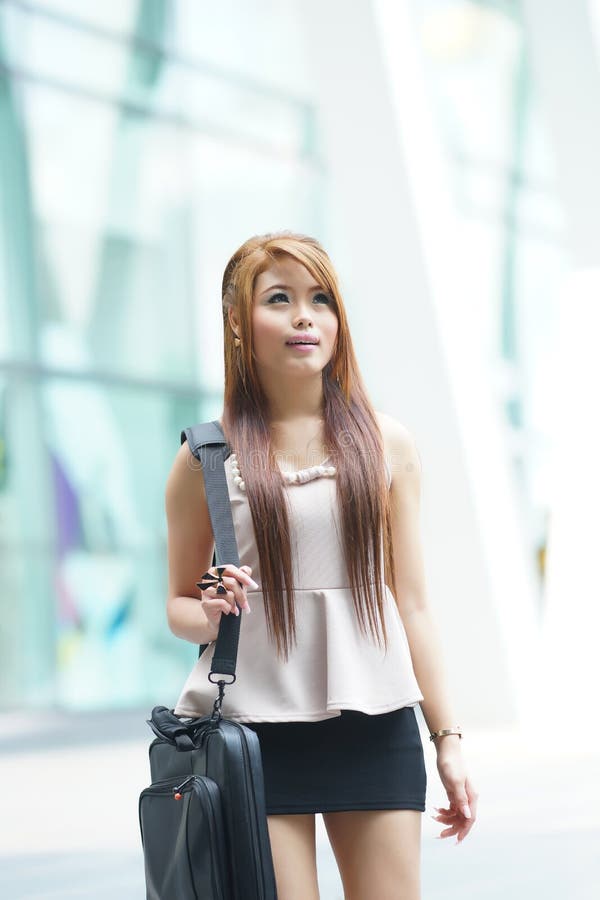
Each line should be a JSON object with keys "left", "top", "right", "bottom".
{"left": 267, "top": 292, "right": 331, "bottom": 305}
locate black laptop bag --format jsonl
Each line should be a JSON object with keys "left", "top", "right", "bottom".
{"left": 138, "top": 420, "right": 278, "bottom": 899}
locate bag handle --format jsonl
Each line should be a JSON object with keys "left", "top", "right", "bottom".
{"left": 147, "top": 705, "right": 205, "bottom": 749}
{"left": 180, "top": 420, "right": 242, "bottom": 682}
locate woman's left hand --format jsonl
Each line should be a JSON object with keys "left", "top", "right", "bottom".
{"left": 432, "top": 739, "right": 478, "bottom": 844}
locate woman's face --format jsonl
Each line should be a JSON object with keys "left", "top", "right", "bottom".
{"left": 247, "top": 256, "right": 339, "bottom": 380}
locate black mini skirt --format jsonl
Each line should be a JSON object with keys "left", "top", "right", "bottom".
{"left": 243, "top": 705, "right": 427, "bottom": 815}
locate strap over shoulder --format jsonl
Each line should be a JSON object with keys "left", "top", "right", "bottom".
{"left": 181, "top": 420, "right": 231, "bottom": 459}
{"left": 178, "top": 418, "right": 241, "bottom": 675}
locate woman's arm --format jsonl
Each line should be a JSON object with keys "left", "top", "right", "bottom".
{"left": 376, "top": 412, "right": 460, "bottom": 748}
{"left": 378, "top": 411, "right": 478, "bottom": 837}
{"left": 164, "top": 441, "right": 220, "bottom": 645}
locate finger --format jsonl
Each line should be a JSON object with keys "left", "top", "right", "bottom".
{"left": 465, "top": 778, "right": 479, "bottom": 817}
{"left": 215, "top": 579, "right": 249, "bottom": 613}
{"left": 456, "top": 826, "right": 472, "bottom": 843}
{"left": 448, "top": 800, "right": 467, "bottom": 818}
{"left": 434, "top": 806, "right": 458, "bottom": 817}
{"left": 198, "top": 568, "right": 255, "bottom": 609}
{"left": 201, "top": 596, "right": 231, "bottom": 616}
{"left": 217, "top": 564, "right": 258, "bottom": 590}
{"left": 454, "top": 807, "right": 475, "bottom": 827}
{"left": 453, "top": 806, "right": 476, "bottom": 842}
{"left": 219, "top": 574, "right": 252, "bottom": 612}
{"left": 202, "top": 592, "right": 239, "bottom": 616}
{"left": 206, "top": 584, "right": 250, "bottom": 616}
{"left": 452, "top": 797, "right": 473, "bottom": 820}
{"left": 197, "top": 566, "right": 250, "bottom": 590}
{"left": 456, "top": 820, "right": 475, "bottom": 843}
{"left": 200, "top": 582, "right": 246, "bottom": 616}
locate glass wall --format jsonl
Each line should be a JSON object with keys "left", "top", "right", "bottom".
{"left": 0, "top": 0, "right": 324, "bottom": 709}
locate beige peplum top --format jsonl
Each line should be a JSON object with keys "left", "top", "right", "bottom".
{"left": 173, "top": 450, "right": 425, "bottom": 723}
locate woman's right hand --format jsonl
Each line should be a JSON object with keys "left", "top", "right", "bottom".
{"left": 197, "top": 564, "right": 257, "bottom": 636}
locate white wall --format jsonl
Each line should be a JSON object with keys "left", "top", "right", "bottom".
{"left": 297, "top": 0, "right": 540, "bottom": 730}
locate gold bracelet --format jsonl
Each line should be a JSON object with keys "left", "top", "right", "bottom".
{"left": 429, "top": 727, "right": 462, "bottom": 742}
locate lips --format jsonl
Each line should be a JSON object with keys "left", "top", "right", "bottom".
{"left": 285, "top": 334, "right": 319, "bottom": 345}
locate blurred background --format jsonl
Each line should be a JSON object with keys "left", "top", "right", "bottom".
{"left": 0, "top": 0, "right": 598, "bottom": 897}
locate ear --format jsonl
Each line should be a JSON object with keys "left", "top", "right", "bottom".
{"left": 228, "top": 307, "right": 240, "bottom": 337}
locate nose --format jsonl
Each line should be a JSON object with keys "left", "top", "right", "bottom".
{"left": 293, "top": 304, "right": 313, "bottom": 328}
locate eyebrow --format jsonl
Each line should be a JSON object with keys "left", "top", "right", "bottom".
{"left": 259, "top": 283, "right": 325, "bottom": 295}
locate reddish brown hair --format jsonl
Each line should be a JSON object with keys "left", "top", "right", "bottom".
{"left": 220, "top": 231, "right": 397, "bottom": 661}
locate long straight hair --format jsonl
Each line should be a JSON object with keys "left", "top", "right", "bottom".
{"left": 220, "top": 231, "right": 397, "bottom": 662}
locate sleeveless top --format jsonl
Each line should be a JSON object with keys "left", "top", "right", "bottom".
{"left": 174, "top": 452, "right": 425, "bottom": 722}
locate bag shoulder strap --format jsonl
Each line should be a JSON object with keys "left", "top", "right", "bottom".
{"left": 180, "top": 420, "right": 230, "bottom": 457}
{"left": 180, "top": 419, "right": 242, "bottom": 678}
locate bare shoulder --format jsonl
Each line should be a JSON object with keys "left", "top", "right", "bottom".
{"left": 164, "top": 440, "right": 214, "bottom": 603}
{"left": 374, "top": 410, "right": 422, "bottom": 491}
{"left": 374, "top": 411, "right": 421, "bottom": 464}
{"left": 164, "top": 440, "right": 211, "bottom": 536}
{"left": 165, "top": 440, "right": 207, "bottom": 503}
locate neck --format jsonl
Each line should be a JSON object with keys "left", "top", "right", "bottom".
{"left": 261, "top": 372, "right": 325, "bottom": 424}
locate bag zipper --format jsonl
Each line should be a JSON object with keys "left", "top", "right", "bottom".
{"left": 140, "top": 774, "right": 228, "bottom": 900}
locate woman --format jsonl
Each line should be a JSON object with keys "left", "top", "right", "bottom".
{"left": 165, "top": 231, "right": 478, "bottom": 900}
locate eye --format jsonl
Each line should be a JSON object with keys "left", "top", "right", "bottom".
{"left": 266, "top": 292, "right": 332, "bottom": 304}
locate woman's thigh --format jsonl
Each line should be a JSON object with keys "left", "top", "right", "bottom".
{"left": 267, "top": 812, "right": 320, "bottom": 900}
{"left": 322, "top": 808, "right": 422, "bottom": 900}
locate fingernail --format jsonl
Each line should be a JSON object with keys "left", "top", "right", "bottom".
{"left": 249, "top": 579, "right": 259, "bottom": 589}
{"left": 462, "top": 805, "right": 471, "bottom": 818}
{"left": 246, "top": 604, "right": 252, "bottom": 613}
{"left": 234, "top": 606, "right": 239, "bottom": 616}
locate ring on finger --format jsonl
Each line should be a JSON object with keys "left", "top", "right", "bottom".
{"left": 196, "top": 566, "right": 229, "bottom": 595}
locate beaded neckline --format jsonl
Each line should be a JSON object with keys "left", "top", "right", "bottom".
{"left": 229, "top": 451, "right": 337, "bottom": 491}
